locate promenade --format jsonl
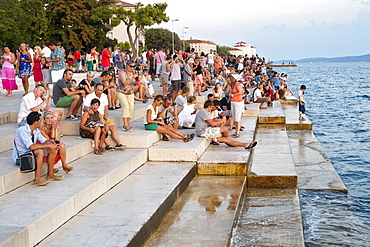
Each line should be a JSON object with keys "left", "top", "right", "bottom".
{"left": 0, "top": 73, "right": 347, "bottom": 246}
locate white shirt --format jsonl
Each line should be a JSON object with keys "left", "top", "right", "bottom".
{"left": 253, "top": 88, "right": 262, "bottom": 102}
{"left": 207, "top": 53, "right": 214, "bottom": 64}
{"left": 298, "top": 90, "right": 305, "bottom": 103}
{"left": 18, "top": 92, "right": 44, "bottom": 123}
{"left": 42, "top": 46, "right": 51, "bottom": 58}
{"left": 144, "top": 104, "right": 159, "bottom": 125}
{"left": 84, "top": 92, "right": 108, "bottom": 116}
{"left": 170, "top": 62, "right": 182, "bottom": 81}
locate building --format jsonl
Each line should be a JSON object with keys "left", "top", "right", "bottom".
{"left": 106, "top": 1, "right": 144, "bottom": 52}
{"left": 230, "top": 41, "right": 256, "bottom": 57}
{"left": 185, "top": 39, "right": 217, "bottom": 54}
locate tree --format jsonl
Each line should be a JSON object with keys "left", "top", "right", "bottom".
{"left": 145, "top": 28, "right": 181, "bottom": 52}
{"left": 217, "top": 45, "right": 231, "bottom": 56}
{"left": 46, "top": 0, "right": 118, "bottom": 51}
{"left": 113, "top": 2, "right": 169, "bottom": 59}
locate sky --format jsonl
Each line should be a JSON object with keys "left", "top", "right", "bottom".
{"left": 137, "top": 0, "right": 370, "bottom": 61}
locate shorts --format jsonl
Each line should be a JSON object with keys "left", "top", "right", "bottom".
{"left": 145, "top": 123, "right": 159, "bottom": 131}
{"left": 171, "top": 80, "right": 181, "bottom": 91}
{"left": 74, "top": 60, "right": 81, "bottom": 68}
{"left": 274, "top": 86, "right": 279, "bottom": 90}
{"left": 231, "top": 101, "right": 244, "bottom": 122}
{"left": 51, "top": 69, "right": 64, "bottom": 83}
{"left": 56, "top": 95, "right": 74, "bottom": 107}
{"left": 42, "top": 69, "right": 53, "bottom": 84}
{"left": 299, "top": 102, "right": 306, "bottom": 114}
{"left": 161, "top": 73, "right": 170, "bottom": 84}
{"left": 198, "top": 127, "right": 222, "bottom": 141}
{"left": 156, "top": 63, "right": 163, "bottom": 75}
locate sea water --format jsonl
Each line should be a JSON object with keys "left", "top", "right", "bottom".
{"left": 282, "top": 62, "right": 370, "bottom": 246}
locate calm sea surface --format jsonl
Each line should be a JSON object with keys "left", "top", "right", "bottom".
{"left": 282, "top": 62, "right": 370, "bottom": 246}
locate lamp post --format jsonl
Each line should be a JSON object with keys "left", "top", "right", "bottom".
{"left": 171, "top": 19, "right": 179, "bottom": 55}
{"left": 182, "top": 27, "right": 189, "bottom": 50}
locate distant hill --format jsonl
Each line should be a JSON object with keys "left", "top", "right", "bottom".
{"left": 276, "top": 53, "right": 370, "bottom": 63}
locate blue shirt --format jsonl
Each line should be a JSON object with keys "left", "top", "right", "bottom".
{"left": 13, "top": 124, "right": 46, "bottom": 162}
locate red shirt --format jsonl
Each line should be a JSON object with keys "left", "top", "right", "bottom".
{"left": 73, "top": 51, "right": 81, "bottom": 60}
{"left": 102, "top": 49, "right": 110, "bottom": 67}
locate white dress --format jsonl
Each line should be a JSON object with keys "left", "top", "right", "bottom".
{"left": 179, "top": 104, "right": 196, "bottom": 128}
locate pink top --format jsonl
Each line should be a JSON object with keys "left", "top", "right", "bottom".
{"left": 2, "top": 55, "right": 13, "bottom": 68}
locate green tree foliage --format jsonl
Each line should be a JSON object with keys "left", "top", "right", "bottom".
{"left": 217, "top": 45, "right": 231, "bottom": 56}
{"left": 118, "top": 41, "right": 131, "bottom": 51}
{"left": 113, "top": 2, "right": 169, "bottom": 58}
{"left": 145, "top": 28, "right": 181, "bottom": 52}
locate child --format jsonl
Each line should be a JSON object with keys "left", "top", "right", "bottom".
{"left": 142, "top": 69, "right": 155, "bottom": 98}
{"left": 298, "top": 85, "right": 306, "bottom": 121}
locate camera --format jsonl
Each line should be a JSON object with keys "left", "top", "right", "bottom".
{"left": 171, "top": 103, "right": 176, "bottom": 106}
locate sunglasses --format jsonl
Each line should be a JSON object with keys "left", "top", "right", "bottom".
{"left": 128, "top": 65, "right": 135, "bottom": 68}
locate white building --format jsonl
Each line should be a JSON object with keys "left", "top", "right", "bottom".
{"left": 185, "top": 39, "right": 217, "bottom": 54}
{"left": 230, "top": 41, "right": 256, "bottom": 57}
{"left": 106, "top": 1, "right": 144, "bottom": 51}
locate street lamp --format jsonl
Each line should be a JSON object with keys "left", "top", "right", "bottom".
{"left": 182, "top": 27, "right": 189, "bottom": 50}
{"left": 171, "top": 19, "right": 179, "bottom": 55}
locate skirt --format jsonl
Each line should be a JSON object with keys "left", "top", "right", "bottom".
{"left": 1, "top": 67, "right": 18, "bottom": 90}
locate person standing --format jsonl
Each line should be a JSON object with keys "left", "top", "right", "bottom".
{"left": 227, "top": 75, "right": 245, "bottom": 138}
{"left": 73, "top": 49, "right": 81, "bottom": 73}
{"left": 207, "top": 49, "right": 215, "bottom": 77}
{"left": 16, "top": 43, "right": 32, "bottom": 96}
{"left": 170, "top": 55, "right": 185, "bottom": 101}
{"left": 32, "top": 46, "right": 44, "bottom": 85}
{"left": 298, "top": 85, "right": 307, "bottom": 121}
{"left": 101, "top": 42, "right": 113, "bottom": 71}
{"left": 48, "top": 42, "right": 66, "bottom": 84}
{"left": 1, "top": 45, "right": 17, "bottom": 97}
{"left": 154, "top": 48, "right": 166, "bottom": 85}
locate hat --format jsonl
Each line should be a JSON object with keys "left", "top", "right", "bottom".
{"left": 188, "top": 58, "right": 194, "bottom": 64}
{"left": 143, "top": 69, "right": 149, "bottom": 72}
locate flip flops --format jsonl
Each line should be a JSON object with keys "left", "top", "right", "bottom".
{"left": 245, "top": 141, "right": 258, "bottom": 149}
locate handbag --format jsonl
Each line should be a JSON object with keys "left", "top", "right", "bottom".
{"left": 19, "top": 152, "right": 36, "bottom": 173}
{"left": 14, "top": 140, "right": 36, "bottom": 173}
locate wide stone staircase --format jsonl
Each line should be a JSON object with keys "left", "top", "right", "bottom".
{"left": 0, "top": 88, "right": 346, "bottom": 247}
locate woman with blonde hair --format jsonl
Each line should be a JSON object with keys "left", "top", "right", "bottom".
{"left": 16, "top": 43, "right": 32, "bottom": 95}
{"left": 32, "top": 46, "right": 44, "bottom": 85}
{"left": 40, "top": 111, "right": 74, "bottom": 173}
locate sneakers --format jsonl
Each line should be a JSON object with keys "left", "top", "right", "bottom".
{"left": 105, "top": 145, "right": 115, "bottom": 151}
{"left": 115, "top": 144, "right": 127, "bottom": 150}
{"left": 33, "top": 179, "right": 49, "bottom": 186}
{"left": 299, "top": 117, "right": 306, "bottom": 121}
{"left": 47, "top": 174, "right": 64, "bottom": 180}
{"left": 66, "top": 115, "right": 78, "bottom": 121}
{"left": 108, "top": 106, "right": 116, "bottom": 110}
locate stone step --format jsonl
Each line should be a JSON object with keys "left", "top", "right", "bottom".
{"left": 258, "top": 100, "right": 286, "bottom": 124}
{"left": 280, "top": 95, "right": 298, "bottom": 105}
{"left": 243, "top": 102, "right": 260, "bottom": 117}
{"left": 0, "top": 110, "right": 17, "bottom": 125}
{"left": 0, "top": 123, "right": 18, "bottom": 153}
{"left": 37, "top": 161, "right": 196, "bottom": 247}
{"left": 0, "top": 149, "right": 147, "bottom": 247}
{"left": 144, "top": 176, "right": 246, "bottom": 246}
{"left": 148, "top": 129, "right": 209, "bottom": 162}
{"left": 197, "top": 117, "right": 257, "bottom": 175}
{"left": 0, "top": 136, "right": 93, "bottom": 196}
{"left": 287, "top": 130, "right": 348, "bottom": 193}
{"left": 282, "top": 104, "right": 312, "bottom": 130}
{"left": 248, "top": 124, "right": 298, "bottom": 188}
{"left": 230, "top": 188, "right": 305, "bottom": 246}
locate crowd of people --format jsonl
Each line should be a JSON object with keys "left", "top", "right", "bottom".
{"left": 3, "top": 41, "right": 308, "bottom": 186}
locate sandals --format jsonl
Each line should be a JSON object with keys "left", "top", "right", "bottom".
{"left": 63, "top": 166, "right": 74, "bottom": 173}
{"left": 162, "top": 135, "right": 169, "bottom": 141}
{"left": 98, "top": 147, "right": 106, "bottom": 153}
{"left": 94, "top": 149, "right": 103, "bottom": 155}
{"left": 211, "top": 140, "right": 220, "bottom": 145}
{"left": 245, "top": 141, "right": 258, "bottom": 149}
{"left": 183, "top": 133, "right": 195, "bottom": 142}
{"left": 231, "top": 133, "right": 240, "bottom": 138}
{"left": 123, "top": 126, "right": 133, "bottom": 132}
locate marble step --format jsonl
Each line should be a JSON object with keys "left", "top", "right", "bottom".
{"left": 280, "top": 95, "right": 298, "bottom": 105}
{"left": 0, "top": 123, "right": 18, "bottom": 153}
{"left": 144, "top": 176, "right": 246, "bottom": 246}
{"left": 258, "top": 100, "right": 286, "bottom": 124}
{"left": 148, "top": 129, "right": 209, "bottom": 162}
{"left": 230, "top": 188, "right": 305, "bottom": 246}
{"left": 0, "top": 149, "right": 147, "bottom": 247}
{"left": 197, "top": 117, "right": 257, "bottom": 175}
{"left": 0, "top": 110, "right": 17, "bottom": 125}
{"left": 243, "top": 102, "right": 260, "bottom": 117}
{"left": 287, "top": 130, "right": 348, "bottom": 193}
{"left": 0, "top": 136, "right": 93, "bottom": 196}
{"left": 37, "top": 161, "right": 196, "bottom": 247}
{"left": 248, "top": 124, "right": 298, "bottom": 188}
{"left": 282, "top": 104, "right": 312, "bottom": 130}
